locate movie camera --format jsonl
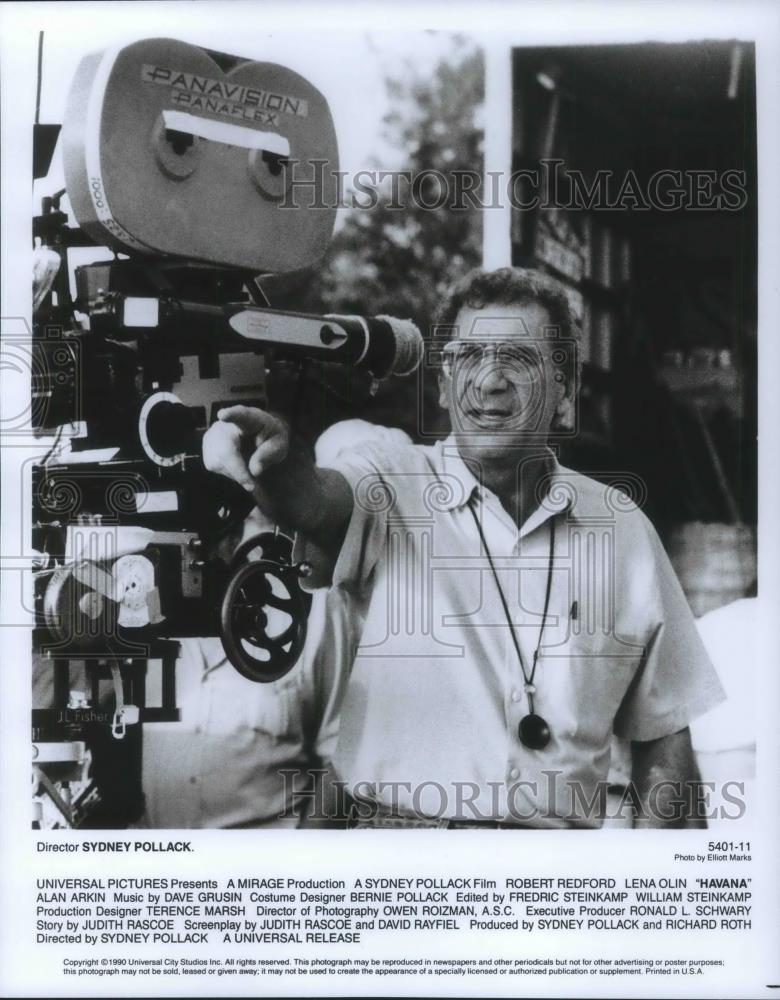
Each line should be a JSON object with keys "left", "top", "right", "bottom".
{"left": 31, "top": 37, "right": 422, "bottom": 826}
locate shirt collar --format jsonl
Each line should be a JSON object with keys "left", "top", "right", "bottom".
{"left": 435, "top": 434, "right": 576, "bottom": 533}
{"left": 437, "top": 436, "right": 482, "bottom": 510}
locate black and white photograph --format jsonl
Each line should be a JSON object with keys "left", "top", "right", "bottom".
{"left": 1, "top": 1, "right": 778, "bottom": 997}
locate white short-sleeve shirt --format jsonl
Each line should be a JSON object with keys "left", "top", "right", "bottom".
{"left": 138, "top": 589, "right": 350, "bottom": 829}
{"left": 325, "top": 435, "right": 725, "bottom": 827}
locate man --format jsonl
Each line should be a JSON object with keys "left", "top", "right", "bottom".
{"left": 135, "top": 509, "right": 342, "bottom": 829}
{"left": 137, "top": 422, "right": 409, "bottom": 829}
{"left": 203, "top": 267, "right": 725, "bottom": 828}
{"left": 135, "top": 635, "right": 333, "bottom": 829}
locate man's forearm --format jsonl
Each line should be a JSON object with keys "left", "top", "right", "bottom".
{"left": 202, "top": 406, "right": 354, "bottom": 553}
{"left": 252, "top": 432, "right": 353, "bottom": 553}
{"left": 630, "top": 727, "right": 707, "bottom": 829}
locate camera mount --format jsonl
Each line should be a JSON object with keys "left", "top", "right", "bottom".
{"left": 30, "top": 37, "right": 420, "bottom": 826}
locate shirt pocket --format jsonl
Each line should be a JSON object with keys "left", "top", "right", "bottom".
{"left": 548, "top": 629, "right": 644, "bottom": 744}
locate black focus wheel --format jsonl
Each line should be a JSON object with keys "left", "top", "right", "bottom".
{"left": 219, "top": 559, "right": 309, "bottom": 683}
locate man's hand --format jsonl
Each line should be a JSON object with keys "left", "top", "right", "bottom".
{"left": 202, "top": 405, "right": 289, "bottom": 491}
{"left": 202, "top": 404, "right": 353, "bottom": 559}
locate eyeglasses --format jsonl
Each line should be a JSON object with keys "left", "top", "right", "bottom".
{"left": 440, "top": 340, "right": 545, "bottom": 378}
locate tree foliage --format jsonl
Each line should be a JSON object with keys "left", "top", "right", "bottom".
{"left": 322, "top": 38, "right": 484, "bottom": 336}
{"left": 267, "top": 37, "right": 484, "bottom": 441}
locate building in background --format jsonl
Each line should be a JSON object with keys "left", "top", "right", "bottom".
{"left": 508, "top": 41, "right": 757, "bottom": 615}
{"left": 506, "top": 42, "right": 758, "bottom": 812}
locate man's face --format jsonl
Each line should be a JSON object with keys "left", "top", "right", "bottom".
{"left": 438, "top": 302, "right": 569, "bottom": 456}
